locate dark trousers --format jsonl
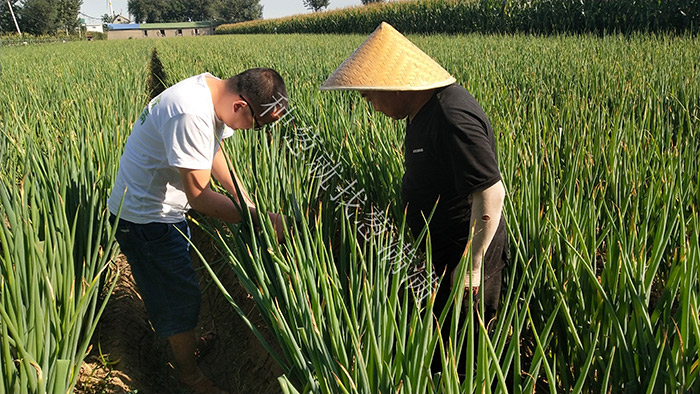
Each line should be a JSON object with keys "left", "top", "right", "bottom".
{"left": 430, "top": 217, "right": 508, "bottom": 374}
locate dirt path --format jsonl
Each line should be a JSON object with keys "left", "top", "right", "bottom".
{"left": 76, "top": 224, "right": 283, "bottom": 394}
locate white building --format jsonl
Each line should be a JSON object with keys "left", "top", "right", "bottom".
{"left": 79, "top": 16, "right": 104, "bottom": 35}
{"left": 85, "top": 23, "right": 103, "bottom": 33}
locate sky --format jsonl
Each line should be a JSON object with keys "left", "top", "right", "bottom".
{"left": 79, "top": 0, "right": 369, "bottom": 23}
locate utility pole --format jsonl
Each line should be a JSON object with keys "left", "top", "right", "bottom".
{"left": 6, "top": 0, "right": 21, "bottom": 36}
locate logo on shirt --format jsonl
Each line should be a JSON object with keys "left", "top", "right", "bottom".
{"left": 138, "top": 95, "right": 163, "bottom": 125}
{"left": 412, "top": 148, "right": 424, "bottom": 154}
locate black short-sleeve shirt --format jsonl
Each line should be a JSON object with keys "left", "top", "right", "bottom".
{"left": 402, "top": 84, "right": 501, "bottom": 267}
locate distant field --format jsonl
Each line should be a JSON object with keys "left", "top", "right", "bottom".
{"left": 1, "top": 33, "right": 698, "bottom": 393}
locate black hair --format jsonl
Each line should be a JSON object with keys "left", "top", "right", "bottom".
{"left": 226, "top": 68, "right": 288, "bottom": 122}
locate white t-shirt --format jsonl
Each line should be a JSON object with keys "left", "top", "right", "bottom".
{"left": 108, "top": 73, "right": 234, "bottom": 223}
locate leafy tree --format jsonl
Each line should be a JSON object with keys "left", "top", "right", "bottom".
{"left": 180, "top": 0, "right": 217, "bottom": 21}
{"left": 6, "top": 0, "right": 81, "bottom": 35}
{"left": 218, "top": 0, "right": 262, "bottom": 23}
{"left": 0, "top": 0, "right": 21, "bottom": 33}
{"left": 101, "top": 13, "right": 112, "bottom": 23}
{"left": 303, "top": 0, "right": 329, "bottom": 13}
{"left": 55, "top": 0, "right": 82, "bottom": 33}
{"left": 18, "top": 0, "right": 58, "bottom": 35}
{"left": 128, "top": 0, "right": 166, "bottom": 23}
{"left": 129, "top": 0, "right": 262, "bottom": 23}
{"left": 159, "top": 0, "right": 183, "bottom": 22}
{"left": 361, "top": 0, "right": 384, "bottom": 3}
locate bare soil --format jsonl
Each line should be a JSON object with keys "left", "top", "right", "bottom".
{"left": 75, "top": 224, "right": 283, "bottom": 394}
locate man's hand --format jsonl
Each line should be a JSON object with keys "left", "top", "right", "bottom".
{"left": 450, "top": 264, "right": 480, "bottom": 296}
{"left": 246, "top": 208, "right": 287, "bottom": 243}
{"left": 268, "top": 212, "right": 286, "bottom": 243}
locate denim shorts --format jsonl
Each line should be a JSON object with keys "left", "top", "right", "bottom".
{"left": 110, "top": 215, "right": 201, "bottom": 337}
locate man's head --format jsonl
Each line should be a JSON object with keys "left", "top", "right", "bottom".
{"left": 359, "top": 90, "right": 435, "bottom": 120}
{"left": 226, "top": 68, "right": 288, "bottom": 129}
{"left": 321, "top": 22, "right": 454, "bottom": 120}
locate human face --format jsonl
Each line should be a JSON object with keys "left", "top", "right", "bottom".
{"left": 239, "top": 94, "right": 263, "bottom": 129}
{"left": 359, "top": 91, "right": 408, "bottom": 120}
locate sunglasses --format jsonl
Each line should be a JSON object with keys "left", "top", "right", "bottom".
{"left": 239, "top": 94, "right": 263, "bottom": 130}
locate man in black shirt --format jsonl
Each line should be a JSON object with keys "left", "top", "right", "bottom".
{"left": 321, "top": 22, "right": 509, "bottom": 373}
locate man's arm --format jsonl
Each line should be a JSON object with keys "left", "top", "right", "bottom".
{"left": 204, "top": 147, "right": 286, "bottom": 241}
{"left": 452, "top": 180, "right": 505, "bottom": 292}
{"left": 179, "top": 167, "right": 247, "bottom": 223}
{"left": 210, "top": 147, "right": 254, "bottom": 208}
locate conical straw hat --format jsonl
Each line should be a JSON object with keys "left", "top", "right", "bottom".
{"left": 321, "top": 22, "right": 455, "bottom": 91}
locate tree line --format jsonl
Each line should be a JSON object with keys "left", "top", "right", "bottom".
{"left": 127, "top": 0, "right": 262, "bottom": 24}
{"left": 1, "top": 0, "right": 81, "bottom": 36}
{"left": 0, "top": 0, "right": 264, "bottom": 35}
{"left": 129, "top": 0, "right": 386, "bottom": 23}
{"left": 0, "top": 0, "right": 385, "bottom": 36}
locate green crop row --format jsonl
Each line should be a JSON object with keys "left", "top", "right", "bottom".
{"left": 153, "top": 33, "right": 700, "bottom": 393}
{"left": 216, "top": 0, "right": 700, "bottom": 35}
{"left": 1, "top": 31, "right": 699, "bottom": 393}
{"left": 0, "top": 39, "right": 152, "bottom": 394}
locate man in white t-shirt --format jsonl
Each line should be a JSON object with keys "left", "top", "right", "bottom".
{"left": 108, "top": 68, "right": 287, "bottom": 394}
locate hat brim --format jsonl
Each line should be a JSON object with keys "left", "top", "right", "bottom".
{"left": 321, "top": 22, "right": 456, "bottom": 92}
{"left": 320, "top": 78, "right": 456, "bottom": 91}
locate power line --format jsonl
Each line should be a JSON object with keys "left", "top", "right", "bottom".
{"left": 79, "top": 12, "right": 104, "bottom": 22}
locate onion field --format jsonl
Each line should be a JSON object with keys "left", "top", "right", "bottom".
{"left": 1, "top": 32, "right": 699, "bottom": 394}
